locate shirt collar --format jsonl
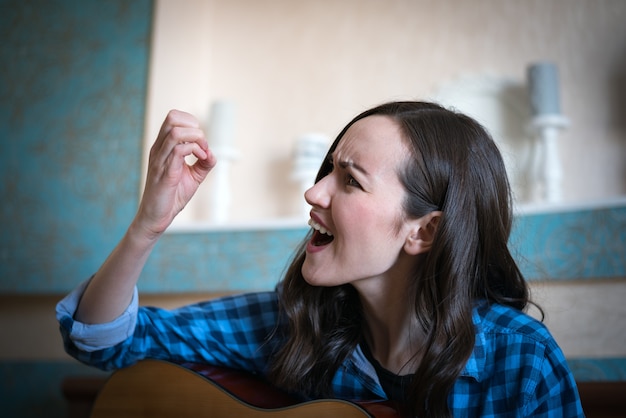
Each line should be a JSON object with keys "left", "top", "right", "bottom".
{"left": 345, "top": 344, "right": 388, "bottom": 398}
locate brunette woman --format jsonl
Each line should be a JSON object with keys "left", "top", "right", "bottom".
{"left": 58, "top": 101, "right": 584, "bottom": 417}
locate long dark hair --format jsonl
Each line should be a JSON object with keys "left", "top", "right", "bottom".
{"left": 268, "top": 101, "right": 534, "bottom": 417}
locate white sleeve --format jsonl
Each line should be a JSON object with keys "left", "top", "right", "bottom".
{"left": 55, "top": 279, "right": 139, "bottom": 352}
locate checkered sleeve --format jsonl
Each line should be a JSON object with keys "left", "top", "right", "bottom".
{"left": 59, "top": 289, "right": 282, "bottom": 374}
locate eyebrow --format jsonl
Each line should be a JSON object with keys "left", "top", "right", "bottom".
{"left": 329, "top": 152, "right": 369, "bottom": 176}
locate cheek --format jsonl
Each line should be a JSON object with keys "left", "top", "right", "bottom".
{"left": 335, "top": 202, "right": 371, "bottom": 234}
{"left": 342, "top": 205, "right": 402, "bottom": 245}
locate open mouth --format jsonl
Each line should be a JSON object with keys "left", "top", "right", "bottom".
{"left": 308, "top": 218, "right": 334, "bottom": 247}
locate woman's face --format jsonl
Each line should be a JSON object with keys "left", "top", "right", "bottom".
{"left": 302, "top": 115, "right": 418, "bottom": 288}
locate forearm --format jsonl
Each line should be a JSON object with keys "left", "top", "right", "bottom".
{"left": 75, "top": 221, "right": 159, "bottom": 324}
{"left": 75, "top": 109, "right": 214, "bottom": 324}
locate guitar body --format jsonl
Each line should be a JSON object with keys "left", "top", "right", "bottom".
{"left": 90, "top": 359, "right": 401, "bottom": 418}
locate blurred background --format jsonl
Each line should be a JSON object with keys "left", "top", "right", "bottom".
{"left": 1, "top": 0, "right": 625, "bottom": 417}
{"left": 143, "top": 0, "right": 626, "bottom": 224}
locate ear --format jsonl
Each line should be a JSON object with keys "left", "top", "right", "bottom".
{"left": 403, "top": 211, "right": 442, "bottom": 255}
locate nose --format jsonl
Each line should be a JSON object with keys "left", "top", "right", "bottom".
{"left": 304, "top": 175, "right": 332, "bottom": 209}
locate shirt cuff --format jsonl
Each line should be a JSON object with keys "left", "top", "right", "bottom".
{"left": 55, "top": 279, "right": 138, "bottom": 352}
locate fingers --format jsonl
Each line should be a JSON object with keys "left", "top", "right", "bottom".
{"left": 150, "top": 110, "right": 210, "bottom": 169}
{"left": 159, "top": 140, "right": 214, "bottom": 181}
{"left": 155, "top": 109, "right": 200, "bottom": 145}
{"left": 160, "top": 127, "right": 208, "bottom": 163}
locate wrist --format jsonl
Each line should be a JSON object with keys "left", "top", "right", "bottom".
{"left": 127, "top": 218, "right": 164, "bottom": 247}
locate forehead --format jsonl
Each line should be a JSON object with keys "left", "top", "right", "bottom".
{"left": 335, "top": 115, "right": 408, "bottom": 173}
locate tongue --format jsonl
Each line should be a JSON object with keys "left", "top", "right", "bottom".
{"left": 312, "top": 230, "right": 334, "bottom": 246}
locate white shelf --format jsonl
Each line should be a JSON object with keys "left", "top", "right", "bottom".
{"left": 165, "top": 216, "right": 308, "bottom": 233}
{"left": 514, "top": 196, "right": 626, "bottom": 215}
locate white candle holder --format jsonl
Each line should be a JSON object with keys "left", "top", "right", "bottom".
{"left": 528, "top": 114, "right": 569, "bottom": 203}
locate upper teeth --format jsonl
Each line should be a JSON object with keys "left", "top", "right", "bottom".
{"left": 308, "top": 219, "right": 333, "bottom": 236}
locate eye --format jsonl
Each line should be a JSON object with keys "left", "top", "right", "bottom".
{"left": 346, "top": 174, "right": 362, "bottom": 189}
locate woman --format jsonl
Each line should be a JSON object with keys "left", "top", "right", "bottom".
{"left": 57, "top": 101, "right": 584, "bottom": 417}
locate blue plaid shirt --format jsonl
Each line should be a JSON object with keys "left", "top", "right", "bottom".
{"left": 57, "top": 280, "right": 584, "bottom": 417}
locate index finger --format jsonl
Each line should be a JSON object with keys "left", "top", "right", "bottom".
{"left": 155, "top": 109, "right": 201, "bottom": 145}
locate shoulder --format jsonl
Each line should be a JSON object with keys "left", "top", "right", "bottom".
{"left": 472, "top": 304, "right": 572, "bottom": 390}
{"left": 476, "top": 302, "right": 553, "bottom": 345}
{"left": 467, "top": 301, "right": 571, "bottom": 383}
{"left": 460, "top": 303, "right": 583, "bottom": 415}
{"left": 473, "top": 302, "right": 565, "bottom": 369}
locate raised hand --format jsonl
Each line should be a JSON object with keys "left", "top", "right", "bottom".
{"left": 135, "top": 110, "right": 217, "bottom": 238}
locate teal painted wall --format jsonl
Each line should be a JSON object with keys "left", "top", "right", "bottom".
{"left": 0, "top": 2, "right": 153, "bottom": 417}
{"left": 511, "top": 205, "right": 626, "bottom": 281}
{"left": 139, "top": 203, "right": 626, "bottom": 293}
{"left": 0, "top": 0, "right": 152, "bottom": 294}
{"left": 65, "top": 201, "right": 626, "bottom": 292}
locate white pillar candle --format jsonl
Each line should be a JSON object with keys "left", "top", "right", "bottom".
{"left": 292, "top": 133, "right": 329, "bottom": 218}
{"left": 207, "top": 100, "right": 237, "bottom": 224}
{"left": 208, "top": 100, "right": 236, "bottom": 150}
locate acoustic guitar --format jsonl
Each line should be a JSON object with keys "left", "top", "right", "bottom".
{"left": 89, "top": 359, "right": 402, "bottom": 418}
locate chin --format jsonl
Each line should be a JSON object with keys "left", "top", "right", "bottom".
{"left": 301, "top": 270, "right": 318, "bottom": 286}
{"left": 301, "top": 266, "right": 327, "bottom": 287}
{"left": 302, "top": 271, "right": 345, "bottom": 288}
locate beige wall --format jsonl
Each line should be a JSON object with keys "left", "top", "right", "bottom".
{"left": 144, "top": 0, "right": 626, "bottom": 224}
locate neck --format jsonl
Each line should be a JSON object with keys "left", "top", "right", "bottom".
{"left": 354, "top": 265, "right": 424, "bottom": 375}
